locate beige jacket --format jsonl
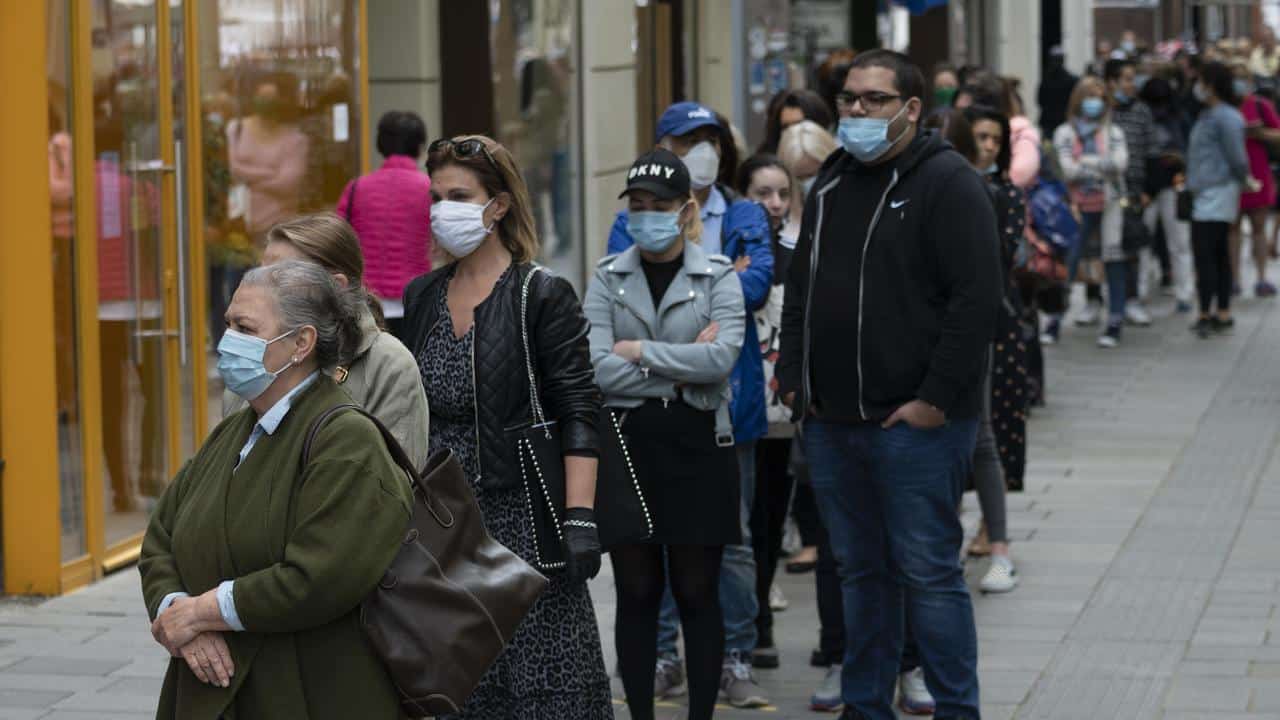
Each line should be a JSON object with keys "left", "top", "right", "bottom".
{"left": 223, "top": 308, "right": 431, "bottom": 470}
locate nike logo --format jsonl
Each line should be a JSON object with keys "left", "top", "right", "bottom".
{"left": 890, "top": 199, "right": 909, "bottom": 209}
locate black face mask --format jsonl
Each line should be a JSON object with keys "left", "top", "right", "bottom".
{"left": 253, "top": 97, "right": 283, "bottom": 120}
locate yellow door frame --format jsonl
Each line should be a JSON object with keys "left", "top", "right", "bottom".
{"left": 0, "top": 0, "right": 62, "bottom": 595}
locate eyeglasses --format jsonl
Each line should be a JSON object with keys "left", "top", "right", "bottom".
{"left": 836, "top": 91, "right": 903, "bottom": 113}
{"left": 427, "top": 137, "right": 499, "bottom": 173}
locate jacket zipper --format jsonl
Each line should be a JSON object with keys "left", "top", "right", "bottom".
{"left": 469, "top": 325, "right": 483, "bottom": 484}
{"left": 801, "top": 177, "right": 841, "bottom": 417}
{"left": 855, "top": 170, "right": 900, "bottom": 420}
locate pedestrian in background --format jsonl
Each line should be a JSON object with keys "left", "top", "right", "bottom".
{"left": 402, "top": 134, "right": 612, "bottom": 718}
{"left": 1140, "top": 76, "right": 1196, "bottom": 314}
{"left": 1105, "top": 57, "right": 1158, "bottom": 326}
{"left": 1187, "top": 62, "right": 1259, "bottom": 338}
{"left": 608, "top": 101, "right": 774, "bottom": 709}
{"left": 778, "top": 49, "right": 1001, "bottom": 720}
{"left": 1051, "top": 75, "right": 1131, "bottom": 348}
{"left": 221, "top": 213, "right": 430, "bottom": 470}
{"left": 735, "top": 153, "right": 798, "bottom": 672}
{"left": 336, "top": 111, "right": 433, "bottom": 336}
{"left": 587, "top": 148, "right": 746, "bottom": 720}
{"left": 758, "top": 88, "right": 834, "bottom": 154}
{"left": 1229, "top": 62, "right": 1280, "bottom": 297}
{"left": 141, "top": 260, "right": 411, "bottom": 719}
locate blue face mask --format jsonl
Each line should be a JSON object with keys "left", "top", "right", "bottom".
{"left": 838, "top": 103, "right": 910, "bottom": 163}
{"left": 627, "top": 208, "right": 685, "bottom": 254}
{"left": 1234, "top": 79, "right": 1253, "bottom": 98}
{"left": 217, "top": 327, "right": 297, "bottom": 401}
{"left": 1081, "top": 97, "right": 1105, "bottom": 119}
{"left": 1113, "top": 90, "right": 1130, "bottom": 104}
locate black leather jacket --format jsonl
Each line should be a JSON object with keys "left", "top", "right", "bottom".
{"left": 401, "top": 263, "right": 600, "bottom": 490}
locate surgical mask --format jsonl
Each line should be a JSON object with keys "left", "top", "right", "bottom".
{"left": 1121, "top": 40, "right": 1137, "bottom": 54}
{"left": 1193, "top": 83, "right": 1209, "bottom": 102}
{"left": 217, "top": 328, "right": 298, "bottom": 401}
{"left": 838, "top": 103, "right": 910, "bottom": 163}
{"left": 1081, "top": 97, "right": 1106, "bottom": 119}
{"left": 1134, "top": 74, "right": 1151, "bottom": 90}
{"left": 933, "top": 86, "right": 958, "bottom": 108}
{"left": 1113, "top": 90, "right": 1130, "bottom": 104}
{"left": 1234, "top": 79, "right": 1253, "bottom": 97}
{"left": 431, "top": 198, "right": 494, "bottom": 258}
{"left": 985, "top": 163, "right": 998, "bottom": 175}
{"left": 681, "top": 141, "right": 721, "bottom": 189}
{"left": 627, "top": 207, "right": 685, "bottom": 254}
{"left": 800, "top": 176, "right": 817, "bottom": 198}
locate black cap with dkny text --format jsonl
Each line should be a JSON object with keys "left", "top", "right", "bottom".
{"left": 619, "top": 148, "right": 691, "bottom": 200}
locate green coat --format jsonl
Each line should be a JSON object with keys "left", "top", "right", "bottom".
{"left": 139, "top": 376, "right": 412, "bottom": 719}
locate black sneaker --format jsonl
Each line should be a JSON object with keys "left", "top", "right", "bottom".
{"left": 752, "top": 628, "right": 780, "bottom": 669}
{"left": 1192, "top": 318, "right": 1213, "bottom": 338}
{"left": 1211, "top": 316, "right": 1235, "bottom": 333}
{"left": 810, "top": 647, "right": 839, "bottom": 668}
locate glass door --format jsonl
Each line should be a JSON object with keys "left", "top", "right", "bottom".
{"left": 89, "top": 0, "right": 184, "bottom": 563}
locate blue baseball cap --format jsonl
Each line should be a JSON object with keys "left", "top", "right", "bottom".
{"left": 655, "top": 101, "right": 720, "bottom": 143}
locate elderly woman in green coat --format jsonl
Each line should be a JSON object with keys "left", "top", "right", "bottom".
{"left": 140, "top": 259, "right": 412, "bottom": 719}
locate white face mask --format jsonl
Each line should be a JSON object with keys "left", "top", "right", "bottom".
{"left": 681, "top": 141, "right": 720, "bottom": 190}
{"left": 431, "top": 198, "right": 494, "bottom": 259}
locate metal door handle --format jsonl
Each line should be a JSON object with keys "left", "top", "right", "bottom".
{"left": 127, "top": 159, "right": 176, "bottom": 174}
{"left": 133, "top": 329, "right": 179, "bottom": 339}
{"left": 174, "top": 140, "right": 189, "bottom": 366}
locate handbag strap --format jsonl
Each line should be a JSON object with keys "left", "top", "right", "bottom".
{"left": 519, "top": 265, "right": 549, "bottom": 428}
{"left": 301, "top": 402, "right": 419, "bottom": 483}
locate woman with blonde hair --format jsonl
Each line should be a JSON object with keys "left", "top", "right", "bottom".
{"left": 586, "top": 147, "right": 744, "bottom": 720}
{"left": 401, "top": 135, "right": 612, "bottom": 718}
{"left": 1050, "top": 75, "right": 1131, "bottom": 347}
{"left": 776, "top": 119, "right": 839, "bottom": 229}
{"left": 222, "top": 212, "right": 430, "bottom": 470}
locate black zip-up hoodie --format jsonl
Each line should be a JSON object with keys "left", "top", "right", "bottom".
{"left": 776, "top": 129, "right": 1001, "bottom": 424}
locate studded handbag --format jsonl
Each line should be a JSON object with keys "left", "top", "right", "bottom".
{"left": 508, "top": 266, "right": 653, "bottom": 571}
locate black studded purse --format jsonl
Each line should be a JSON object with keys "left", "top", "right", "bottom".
{"left": 509, "top": 266, "right": 653, "bottom": 571}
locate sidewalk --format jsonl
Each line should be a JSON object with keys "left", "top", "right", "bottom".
{"left": 2, "top": 289, "right": 1278, "bottom": 719}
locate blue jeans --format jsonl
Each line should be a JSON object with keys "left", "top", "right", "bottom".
{"left": 803, "top": 418, "right": 980, "bottom": 720}
{"left": 658, "top": 441, "right": 759, "bottom": 658}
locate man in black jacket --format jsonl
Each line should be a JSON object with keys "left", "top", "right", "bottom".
{"left": 776, "top": 49, "right": 1000, "bottom": 720}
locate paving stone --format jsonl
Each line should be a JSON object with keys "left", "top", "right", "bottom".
{"left": 1, "top": 658, "right": 128, "bottom": 677}
{"left": 0, "top": 688, "right": 72, "bottom": 709}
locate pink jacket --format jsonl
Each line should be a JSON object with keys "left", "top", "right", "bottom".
{"left": 336, "top": 155, "right": 433, "bottom": 300}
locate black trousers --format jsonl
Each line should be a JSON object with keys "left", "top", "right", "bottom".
{"left": 1191, "top": 220, "right": 1233, "bottom": 314}
{"left": 751, "top": 438, "right": 795, "bottom": 643}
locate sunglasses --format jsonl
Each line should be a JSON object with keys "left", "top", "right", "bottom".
{"left": 427, "top": 137, "right": 499, "bottom": 174}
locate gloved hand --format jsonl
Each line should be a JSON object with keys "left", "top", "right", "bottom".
{"left": 562, "top": 507, "right": 602, "bottom": 585}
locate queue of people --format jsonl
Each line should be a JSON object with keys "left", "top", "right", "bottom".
{"left": 134, "top": 34, "right": 1280, "bottom": 720}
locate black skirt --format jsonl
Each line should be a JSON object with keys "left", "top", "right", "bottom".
{"left": 620, "top": 399, "right": 741, "bottom": 546}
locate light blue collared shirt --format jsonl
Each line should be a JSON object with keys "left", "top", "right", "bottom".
{"left": 156, "top": 371, "right": 321, "bottom": 630}
{"left": 700, "top": 185, "right": 727, "bottom": 256}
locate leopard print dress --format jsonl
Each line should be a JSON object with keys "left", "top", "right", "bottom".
{"left": 419, "top": 283, "right": 614, "bottom": 720}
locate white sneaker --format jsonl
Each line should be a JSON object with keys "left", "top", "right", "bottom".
{"left": 769, "top": 583, "right": 788, "bottom": 612}
{"left": 1124, "top": 302, "right": 1153, "bottom": 326}
{"left": 980, "top": 555, "right": 1019, "bottom": 593}
{"left": 1075, "top": 301, "right": 1102, "bottom": 326}
{"left": 897, "top": 667, "right": 936, "bottom": 715}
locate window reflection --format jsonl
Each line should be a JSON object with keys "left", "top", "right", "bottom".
{"left": 491, "top": 0, "right": 581, "bottom": 286}
{"left": 200, "top": 0, "right": 363, "bottom": 426}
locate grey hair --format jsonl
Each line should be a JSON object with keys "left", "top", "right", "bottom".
{"left": 241, "top": 259, "right": 363, "bottom": 371}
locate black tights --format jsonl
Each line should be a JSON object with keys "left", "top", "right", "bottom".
{"left": 612, "top": 544, "right": 724, "bottom": 720}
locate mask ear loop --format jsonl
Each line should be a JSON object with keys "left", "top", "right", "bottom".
{"left": 480, "top": 196, "right": 498, "bottom": 234}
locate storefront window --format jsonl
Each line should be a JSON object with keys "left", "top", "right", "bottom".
{"left": 48, "top": 0, "right": 88, "bottom": 562}
{"left": 491, "top": 0, "right": 582, "bottom": 287}
{"left": 199, "top": 0, "right": 363, "bottom": 428}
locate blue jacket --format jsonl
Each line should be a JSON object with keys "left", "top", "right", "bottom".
{"left": 607, "top": 185, "right": 773, "bottom": 443}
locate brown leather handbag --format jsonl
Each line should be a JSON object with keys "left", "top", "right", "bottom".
{"left": 302, "top": 404, "right": 548, "bottom": 718}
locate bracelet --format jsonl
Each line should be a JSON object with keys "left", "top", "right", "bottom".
{"left": 563, "top": 519, "right": 597, "bottom": 529}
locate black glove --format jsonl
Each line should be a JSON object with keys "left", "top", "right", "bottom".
{"left": 562, "top": 507, "right": 602, "bottom": 585}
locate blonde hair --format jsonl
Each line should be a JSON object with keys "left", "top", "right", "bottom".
{"left": 682, "top": 192, "right": 704, "bottom": 244}
{"left": 427, "top": 134, "right": 540, "bottom": 264}
{"left": 1067, "top": 75, "right": 1109, "bottom": 121}
{"left": 777, "top": 120, "right": 838, "bottom": 173}
{"left": 266, "top": 212, "right": 384, "bottom": 328}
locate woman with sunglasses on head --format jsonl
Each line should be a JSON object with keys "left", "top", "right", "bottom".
{"left": 400, "top": 135, "right": 612, "bottom": 719}
{"left": 585, "top": 148, "right": 746, "bottom": 720}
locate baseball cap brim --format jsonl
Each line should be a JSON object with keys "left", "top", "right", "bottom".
{"left": 619, "top": 179, "right": 685, "bottom": 200}
{"left": 661, "top": 115, "right": 720, "bottom": 140}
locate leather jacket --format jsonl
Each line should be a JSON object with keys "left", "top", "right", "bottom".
{"left": 401, "top": 263, "right": 600, "bottom": 490}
